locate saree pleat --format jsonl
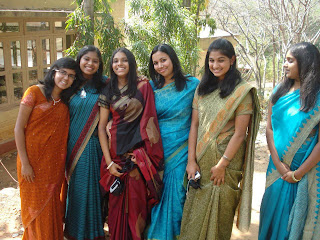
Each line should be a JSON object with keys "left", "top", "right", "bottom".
{"left": 259, "top": 89, "right": 320, "bottom": 240}
{"left": 147, "top": 77, "right": 199, "bottom": 240}
{"left": 180, "top": 81, "right": 260, "bottom": 240}
{"left": 17, "top": 85, "right": 69, "bottom": 240}
{"left": 65, "top": 83, "right": 105, "bottom": 240}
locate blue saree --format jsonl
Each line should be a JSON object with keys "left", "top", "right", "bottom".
{"left": 259, "top": 89, "right": 320, "bottom": 240}
{"left": 64, "top": 82, "right": 105, "bottom": 240}
{"left": 147, "top": 76, "right": 199, "bottom": 240}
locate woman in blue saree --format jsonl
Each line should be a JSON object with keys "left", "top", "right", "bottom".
{"left": 65, "top": 46, "right": 106, "bottom": 240}
{"left": 259, "top": 42, "right": 320, "bottom": 240}
{"left": 147, "top": 44, "right": 199, "bottom": 240}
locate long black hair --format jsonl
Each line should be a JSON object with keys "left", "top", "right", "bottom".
{"left": 76, "top": 45, "right": 104, "bottom": 92}
{"left": 104, "top": 47, "right": 138, "bottom": 102}
{"left": 271, "top": 42, "right": 320, "bottom": 112}
{"left": 149, "top": 44, "right": 187, "bottom": 91}
{"left": 198, "top": 38, "right": 242, "bottom": 97}
{"left": 39, "top": 57, "right": 79, "bottom": 104}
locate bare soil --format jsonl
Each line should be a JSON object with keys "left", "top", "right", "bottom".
{"left": 0, "top": 121, "right": 268, "bottom": 240}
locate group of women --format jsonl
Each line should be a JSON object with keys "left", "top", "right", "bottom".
{"left": 14, "top": 38, "right": 320, "bottom": 240}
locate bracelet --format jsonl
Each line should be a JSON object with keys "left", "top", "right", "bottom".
{"left": 222, "top": 154, "right": 231, "bottom": 162}
{"left": 107, "top": 161, "right": 114, "bottom": 170}
{"left": 292, "top": 170, "right": 301, "bottom": 182}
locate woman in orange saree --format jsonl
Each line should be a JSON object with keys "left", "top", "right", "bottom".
{"left": 15, "top": 57, "right": 79, "bottom": 240}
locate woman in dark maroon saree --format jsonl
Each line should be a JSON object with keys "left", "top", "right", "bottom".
{"left": 98, "top": 47, "right": 164, "bottom": 240}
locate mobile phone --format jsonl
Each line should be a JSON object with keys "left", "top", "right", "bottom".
{"left": 194, "top": 171, "right": 201, "bottom": 180}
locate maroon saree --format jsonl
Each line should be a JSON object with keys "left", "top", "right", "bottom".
{"left": 99, "top": 80, "right": 164, "bottom": 240}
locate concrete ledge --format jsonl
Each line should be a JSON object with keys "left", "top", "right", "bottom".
{"left": 0, "top": 139, "right": 16, "bottom": 155}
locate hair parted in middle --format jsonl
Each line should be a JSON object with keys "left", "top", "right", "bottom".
{"left": 105, "top": 47, "right": 138, "bottom": 103}
{"left": 198, "top": 38, "right": 242, "bottom": 98}
{"left": 149, "top": 43, "right": 188, "bottom": 91}
{"left": 76, "top": 45, "right": 104, "bottom": 93}
{"left": 271, "top": 42, "right": 320, "bottom": 112}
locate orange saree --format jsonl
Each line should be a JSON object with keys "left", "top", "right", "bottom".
{"left": 17, "top": 85, "right": 69, "bottom": 240}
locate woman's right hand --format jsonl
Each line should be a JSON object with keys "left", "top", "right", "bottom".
{"left": 186, "top": 161, "right": 200, "bottom": 180}
{"left": 21, "top": 163, "right": 35, "bottom": 183}
{"left": 109, "top": 163, "right": 124, "bottom": 177}
{"left": 278, "top": 162, "right": 290, "bottom": 176}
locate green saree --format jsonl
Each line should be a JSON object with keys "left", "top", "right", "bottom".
{"left": 180, "top": 81, "right": 260, "bottom": 240}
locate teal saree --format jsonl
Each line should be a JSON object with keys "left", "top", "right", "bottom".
{"left": 259, "top": 89, "right": 320, "bottom": 240}
{"left": 147, "top": 76, "right": 199, "bottom": 240}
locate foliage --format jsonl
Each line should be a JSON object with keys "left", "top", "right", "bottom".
{"left": 124, "top": 0, "right": 216, "bottom": 76}
{"left": 210, "top": 0, "right": 320, "bottom": 96}
{"left": 65, "top": 0, "right": 123, "bottom": 75}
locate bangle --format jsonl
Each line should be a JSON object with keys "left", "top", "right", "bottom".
{"left": 292, "top": 170, "right": 301, "bottom": 182}
{"left": 107, "top": 161, "right": 114, "bottom": 170}
{"left": 222, "top": 154, "right": 231, "bottom": 162}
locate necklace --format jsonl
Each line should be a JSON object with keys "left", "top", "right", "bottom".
{"left": 80, "top": 88, "right": 86, "bottom": 99}
{"left": 51, "top": 95, "right": 61, "bottom": 105}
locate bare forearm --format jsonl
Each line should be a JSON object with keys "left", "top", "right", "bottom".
{"left": 14, "top": 127, "right": 30, "bottom": 166}
{"left": 98, "top": 125, "right": 112, "bottom": 165}
{"left": 188, "top": 123, "right": 198, "bottom": 164}
{"left": 295, "top": 142, "right": 320, "bottom": 179}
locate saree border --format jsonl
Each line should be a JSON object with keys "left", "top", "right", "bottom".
{"left": 266, "top": 106, "right": 320, "bottom": 188}
{"left": 66, "top": 102, "right": 100, "bottom": 181}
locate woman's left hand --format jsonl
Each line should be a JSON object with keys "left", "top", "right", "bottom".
{"left": 210, "top": 164, "right": 226, "bottom": 186}
{"left": 127, "top": 153, "right": 136, "bottom": 163}
{"left": 281, "top": 171, "right": 301, "bottom": 183}
{"left": 138, "top": 75, "right": 149, "bottom": 81}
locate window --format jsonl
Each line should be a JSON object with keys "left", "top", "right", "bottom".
{"left": 0, "top": 22, "right": 19, "bottom": 33}
{"left": 26, "top": 22, "right": 50, "bottom": 32}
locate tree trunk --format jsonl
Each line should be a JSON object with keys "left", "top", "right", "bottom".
{"left": 84, "top": 0, "right": 94, "bottom": 45}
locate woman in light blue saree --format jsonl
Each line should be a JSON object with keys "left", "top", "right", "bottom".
{"left": 259, "top": 42, "right": 320, "bottom": 240}
{"left": 147, "top": 44, "right": 199, "bottom": 240}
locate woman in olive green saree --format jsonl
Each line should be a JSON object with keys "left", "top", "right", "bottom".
{"left": 180, "top": 39, "right": 260, "bottom": 240}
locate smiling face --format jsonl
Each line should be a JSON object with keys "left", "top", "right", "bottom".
{"left": 208, "top": 50, "right": 235, "bottom": 81}
{"left": 54, "top": 68, "right": 76, "bottom": 91}
{"left": 79, "top": 51, "right": 100, "bottom": 79}
{"left": 152, "top": 51, "right": 174, "bottom": 81}
{"left": 112, "top": 51, "right": 129, "bottom": 80}
{"left": 283, "top": 51, "right": 300, "bottom": 81}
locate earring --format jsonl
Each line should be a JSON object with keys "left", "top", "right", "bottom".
{"left": 230, "top": 65, "right": 234, "bottom": 71}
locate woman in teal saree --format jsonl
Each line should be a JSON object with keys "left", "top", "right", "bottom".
{"left": 65, "top": 46, "right": 106, "bottom": 240}
{"left": 259, "top": 42, "right": 320, "bottom": 240}
{"left": 146, "top": 44, "right": 199, "bottom": 240}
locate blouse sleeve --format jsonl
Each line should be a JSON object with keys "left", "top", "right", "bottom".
{"left": 192, "top": 88, "right": 199, "bottom": 110}
{"left": 235, "top": 91, "right": 253, "bottom": 116}
{"left": 98, "top": 93, "right": 110, "bottom": 109}
{"left": 21, "top": 86, "right": 36, "bottom": 108}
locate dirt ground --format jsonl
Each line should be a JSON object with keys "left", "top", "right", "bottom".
{"left": 0, "top": 120, "right": 268, "bottom": 240}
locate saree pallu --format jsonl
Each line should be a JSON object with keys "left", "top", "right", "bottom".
{"left": 99, "top": 80, "right": 164, "bottom": 240}
{"left": 147, "top": 76, "right": 199, "bottom": 240}
{"left": 180, "top": 81, "right": 260, "bottom": 240}
{"left": 259, "top": 89, "right": 320, "bottom": 240}
{"left": 65, "top": 83, "right": 105, "bottom": 240}
{"left": 17, "top": 85, "right": 69, "bottom": 240}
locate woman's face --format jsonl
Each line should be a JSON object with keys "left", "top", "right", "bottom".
{"left": 152, "top": 51, "right": 174, "bottom": 81}
{"left": 112, "top": 51, "right": 129, "bottom": 79}
{"left": 54, "top": 68, "right": 76, "bottom": 91}
{"left": 79, "top": 51, "right": 100, "bottom": 79}
{"left": 283, "top": 51, "right": 299, "bottom": 81}
{"left": 208, "top": 50, "right": 234, "bottom": 81}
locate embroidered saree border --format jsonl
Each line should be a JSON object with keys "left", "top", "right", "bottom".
{"left": 266, "top": 106, "right": 320, "bottom": 188}
{"left": 196, "top": 82, "right": 254, "bottom": 162}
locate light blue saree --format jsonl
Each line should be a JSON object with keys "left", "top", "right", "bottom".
{"left": 147, "top": 76, "right": 199, "bottom": 240}
{"left": 259, "top": 89, "right": 320, "bottom": 240}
